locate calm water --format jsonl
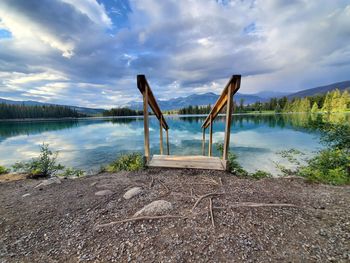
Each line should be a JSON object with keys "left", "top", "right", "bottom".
{"left": 0, "top": 113, "right": 349, "bottom": 175}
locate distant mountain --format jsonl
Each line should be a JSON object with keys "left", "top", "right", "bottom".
{"left": 0, "top": 98, "right": 104, "bottom": 116}
{"left": 252, "top": 91, "right": 289, "bottom": 99}
{"left": 287, "top": 80, "right": 350, "bottom": 99}
{"left": 128, "top": 92, "right": 264, "bottom": 111}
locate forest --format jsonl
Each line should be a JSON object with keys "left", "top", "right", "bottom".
{"left": 0, "top": 104, "right": 83, "bottom": 119}
{"left": 178, "top": 89, "right": 350, "bottom": 114}
{"left": 102, "top": 107, "right": 143, "bottom": 117}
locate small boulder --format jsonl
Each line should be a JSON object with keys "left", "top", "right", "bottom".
{"left": 134, "top": 200, "right": 173, "bottom": 217}
{"left": 34, "top": 177, "right": 61, "bottom": 188}
{"left": 123, "top": 187, "right": 143, "bottom": 200}
{"left": 95, "top": 190, "right": 113, "bottom": 196}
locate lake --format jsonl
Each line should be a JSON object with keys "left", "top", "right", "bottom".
{"left": 0, "top": 113, "right": 349, "bottom": 175}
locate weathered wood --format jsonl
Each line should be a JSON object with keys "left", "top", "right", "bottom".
{"left": 143, "top": 84, "right": 150, "bottom": 161}
{"left": 201, "top": 75, "right": 241, "bottom": 129}
{"left": 166, "top": 129, "right": 170, "bottom": 155}
{"left": 202, "top": 128, "right": 206, "bottom": 156}
{"left": 223, "top": 81, "right": 234, "bottom": 160}
{"left": 148, "top": 155, "right": 225, "bottom": 170}
{"left": 159, "top": 116, "right": 163, "bottom": 155}
{"left": 208, "top": 115, "right": 213, "bottom": 157}
{"left": 137, "top": 75, "right": 169, "bottom": 130}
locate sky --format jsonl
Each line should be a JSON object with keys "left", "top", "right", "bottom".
{"left": 0, "top": 0, "right": 349, "bottom": 109}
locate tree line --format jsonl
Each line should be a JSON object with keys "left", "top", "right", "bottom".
{"left": 102, "top": 107, "right": 143, "bottom": 117}
{"left": 0, "top": 104, "right": 83, "bottom": 119}
{"left": 178, "top": 105, "right": 212, "bottom": 115}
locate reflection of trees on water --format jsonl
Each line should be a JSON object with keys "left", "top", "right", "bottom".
{"left": 0, "top": 117, "right": 140, "bottom": 139}
{"left": 0, "top": 120, "right": 80, "bottom": 139}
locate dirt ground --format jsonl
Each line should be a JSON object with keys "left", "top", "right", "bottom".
{"left": 0, "top": 169, "right": 349, "bottom": 263}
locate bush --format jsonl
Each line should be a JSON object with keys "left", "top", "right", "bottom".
{"left": 299, "top": 149, "right": 349, "bottom": 185}
{"left": 12, "top": 143, "right": 64, "bottom": 178}
{"left": 0, "top": 165, "right": 9, "bottom": 174}
{"left": 58, "top": 167, "right": 85, "bottom": 178}
{"left": 106, "top": 153, "right": 145, "bottom": 172}
{"left": 250, "top": 170, "right": 272, "bottom": 179}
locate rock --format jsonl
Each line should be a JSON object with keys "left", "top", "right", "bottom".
{"left": 95, "top": 190, "right": 113, "bottom": 196}
{"left": 34, "top": 177, "right": 61, "bottom": 188}
{"left": 134, "top": 200, "right": 173, "bottom": 217}
{"left": 22, "top": 193, "right": 31, "bottom": 198}
{"left": 123, "top": 187, "right": 143, "bottom": 200}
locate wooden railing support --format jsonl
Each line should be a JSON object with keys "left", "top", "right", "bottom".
{"left": 159, "top": 116, "right": 164, "bottom": 155}
{"left": 137, "top": 75, "right": 170, "bottom": 161}
{"left": 166, "top": 129, "right": 170, "bottom": 155}
{"left": 208, "top": 115, "right": 213, "bottom": 157}
{"left": 202, "top": 128, "right": 206, "bottom": 155}
{"left": 143, "top": 85, "right": 150, "bottom": 162}
{"left": 223, "top": 80, "right": 235, "bottom": 160}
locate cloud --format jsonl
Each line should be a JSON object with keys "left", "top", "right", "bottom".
{"left": 0, "top": 0, "right": 349, "bottom": 107}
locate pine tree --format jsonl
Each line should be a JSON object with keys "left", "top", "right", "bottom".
{"left": 311, "top": 102, "right": 319, "bottom": 113}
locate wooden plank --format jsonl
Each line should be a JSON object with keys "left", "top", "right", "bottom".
{"left": 202, "top": 128, "right": 206, "bottom": 156}
{"left": 148, "top": 155, "right": 225, "bottom": 170}
{"left": 143, "top": 84, "right": 150, "bottom": 162}
{"left": 208, "top": 115, "right": 213, "bottom": 157}
{"left": 159, "top": 116, "right": 163, "bottom": 155}
{"left": 201, "top": 75, "right": 241, "bottom": 129}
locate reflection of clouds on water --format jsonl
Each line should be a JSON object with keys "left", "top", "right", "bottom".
{"left": 0, "top": 114, "right": 336, "bottom": 175}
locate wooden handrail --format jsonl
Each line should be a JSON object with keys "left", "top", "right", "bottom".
{"left": 137, "top": 75, "right": 170, "bottom": 161}
{"left": 201, "top": 75, "right": 241, "bottom": 161}
{"left": 137, "top": 75, "right": 169, "bottom": 130}
{"left": 201, "top": 75, "right": 241, "bottom": 129}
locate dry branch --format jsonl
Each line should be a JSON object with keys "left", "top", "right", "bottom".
{"left": 95, "top": 215, "right": 186, "bottom": 229}
{"left": 209, "top": 198, "right": 215, "bottom": 228}
{"left": 213, "top": 202, "right": 297, "bottom": 209}
{"left": 191, "top": 192, "right": 224, "bottom": 212}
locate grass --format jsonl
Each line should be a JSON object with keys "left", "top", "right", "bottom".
{"left": 0, "top": 165, "right": 9, "bottom": 175}
{"left": 105, "top": 153, "right": 145, "bottom": 172}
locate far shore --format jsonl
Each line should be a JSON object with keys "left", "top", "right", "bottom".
{"left": 1, "top": 111, "right": 349, "bottom": 122}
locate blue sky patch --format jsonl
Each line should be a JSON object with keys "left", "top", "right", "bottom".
{"left": 0, "top": 29, "right": 12, "bottom": 39}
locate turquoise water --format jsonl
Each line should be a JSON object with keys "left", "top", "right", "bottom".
{"left": 0, "top": 114, "right": 347, "bottom": 175}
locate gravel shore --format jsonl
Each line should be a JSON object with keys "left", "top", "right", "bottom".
{"left": 1, "top": 169, "right": 349, "bottom": 262}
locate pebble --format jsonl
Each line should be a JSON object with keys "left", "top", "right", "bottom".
{"left": 123, "top": 187, "right": 142, "bottom": 200}
{"left": 95, "top": 190, "right": 113, "bottom": 196}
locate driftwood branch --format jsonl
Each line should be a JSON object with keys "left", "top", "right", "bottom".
{"left": 213, "top": 202, "right": 297, "bottom": 209}
{"left": 191, "top": 192, "right": 224, "bottom": 212}
{"left": 209, "top": 198, "right": 215, "bottom": 228}
{"left": 95, "top": 215, "right": 186, "bottom": 229}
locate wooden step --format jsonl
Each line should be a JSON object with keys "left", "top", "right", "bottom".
{"left": 148, "top": 155, "right": 226, "bottom": 170}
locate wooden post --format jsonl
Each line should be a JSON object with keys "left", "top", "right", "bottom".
{"left": 208, "top": 115, "right": 213, "bottom": 157}
{"left": 143, "top": 84, "right": 150, "bottom": 162}
{"left": 166, "top": 129, "right": 170, "bottom": 155}
{"left": 159, "top": 116, "right": 163, "bottom": 155}
{"left": 202, "top": 128, "right": 206, "bottom": 155}
{"left": 223, "top": 80, "right": 235, "bottom": 160}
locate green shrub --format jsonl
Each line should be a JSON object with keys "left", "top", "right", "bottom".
{"left": 0, "top": 165, "right": 9, "bottom": 174}
{"left": 250, "top": 170, "right": 272, "bottom": 179}
{"left": 58, "top": 167, "right": 85, "bottom": 178}
{"left": 12, "top": 143, "right": 64, "bottom": 178}
{"left": 299, "top": 149, "right": 349, "bottom": 185}
{"left": 106, "top": 153, "right": 145, "bottom": 172}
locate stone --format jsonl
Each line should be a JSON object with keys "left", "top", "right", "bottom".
{"left": 95, "top": 190, "right": 113, "bottom": 196}
{"left": 34, "top": 177, "right": 61, "bottom": 188}
{"left": 22, "top": 193, "right": 31, "bottom": 198}
{"left": 133, "top": 200, "right": 173, "bottom": 217}
{"left": 123, "top": 187, "right": 142, "bottom": 200}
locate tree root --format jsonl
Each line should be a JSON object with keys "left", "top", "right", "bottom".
{"left": 214, "top": 202, "right": 297, "bottom": 209}
{"left": 209, "top": 197, "right": 215, "bottom": 228}
{"left": 191, "top": 192, "right": 224, "bottom": 212}
{"left": 95, "top": 215, "right": 186, "bottom": 229}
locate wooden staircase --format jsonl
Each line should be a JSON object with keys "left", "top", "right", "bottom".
{"left": 137, "top": 74, "right": 241, "bottom": 171}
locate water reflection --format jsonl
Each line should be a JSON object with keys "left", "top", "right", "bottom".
{"left": 0, "top": 113, "right": 348, "bottom": 175}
